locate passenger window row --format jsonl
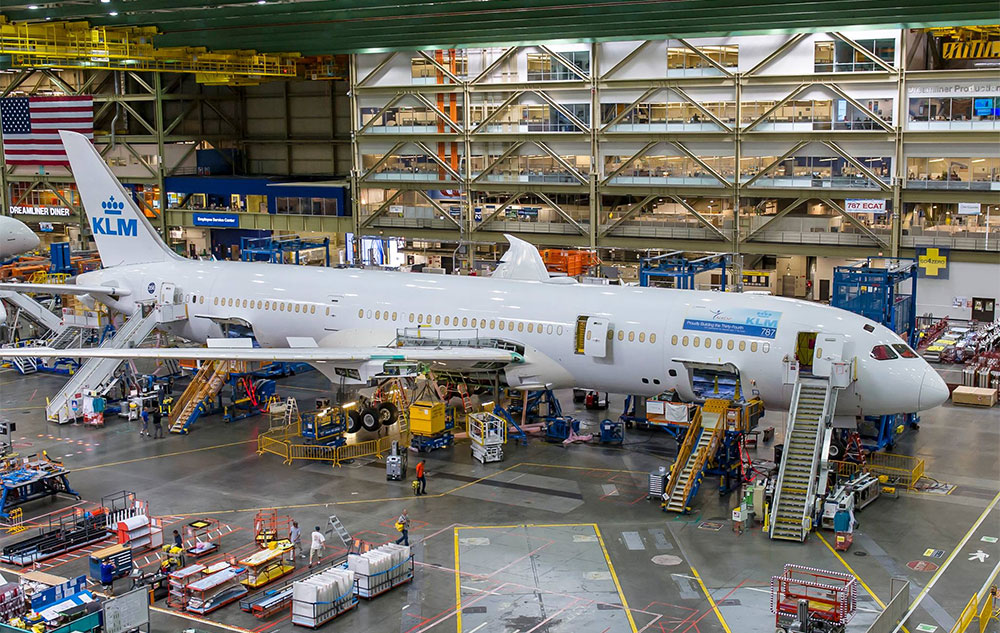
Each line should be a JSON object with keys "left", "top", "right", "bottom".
{"left": 670, "top": 334, "right": 770, "bottom": 353}
{"left": 210, "top": 296, "right": 319, "bottom": 314}
{"left": 360, "top": 310, "right": 569, "bottom": 337}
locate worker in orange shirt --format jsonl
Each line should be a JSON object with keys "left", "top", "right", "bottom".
{"left": 415, "top": 460, "right": 426, "bottom": 496}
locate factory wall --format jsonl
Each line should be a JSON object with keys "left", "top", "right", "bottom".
{"left": 916, "top": 261, "right": 1000, "bottom": 320}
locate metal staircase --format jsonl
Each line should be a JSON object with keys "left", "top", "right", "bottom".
{"left": 46, "top": 310, "right": 161, "bottom": 424}
{"left": 48, "top": 326, "right": 84, "bottom": 350}
{"left": 662, "top": 406, "right": 725, "bottom": 513}
{"left": 768, "top": 379, "right": 837, "bottom": 542}
{"left": 168, "top": 360, "right": 243, "bottom": 433}
{"left": 11, "top": 355, "right": 38, "bottom": 375}
{"left": 0, "top": 290, "right": 63, "bottom": 333}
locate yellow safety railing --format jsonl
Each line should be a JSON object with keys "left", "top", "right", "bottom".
{"left": 0, "top": 18, "right": 299, "bottom": 83}
{"left": 257, "top": 415, "right": 411, "bottom": 467}
{"left": 4, "top": 508, "right": 26, "bottom": 534}
{"left": 865, "top": 452, "right": 925, "bottom": 489}
{"left": 950, "top": 585, "right": 998, "bottom": 633}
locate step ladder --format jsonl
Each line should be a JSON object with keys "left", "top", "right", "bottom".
{"left": 326, "top": 515, "right": 352, "bottom": 548}
{"left": 662, "top": 406, "right": 724, "bottom": 513}
{"left": 168, "top": 360, "right": 241, "bottom": 433}
{"left": 11, "top": 355, "right": 38, "bottom": 375}
{"left": 768, "top": 379, "right": 836, "bottom": 542}
{"left": 45, "top": 310, "right": 160, "bottom": 424}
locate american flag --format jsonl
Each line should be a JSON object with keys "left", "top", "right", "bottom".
{"left": 1, "top": 95, "right": 94, "bottom": 165}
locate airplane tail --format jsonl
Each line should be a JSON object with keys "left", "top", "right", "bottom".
{"left": 60, "top": 130, "right": 179, "bottom": 268}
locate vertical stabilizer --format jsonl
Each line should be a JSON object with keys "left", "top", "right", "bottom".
{"left": 59, "top": 130, "right": 178, "bottom": 267}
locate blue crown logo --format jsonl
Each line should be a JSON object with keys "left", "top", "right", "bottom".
{"left": 101, "top": 195, "right": 125, "bottom": 216}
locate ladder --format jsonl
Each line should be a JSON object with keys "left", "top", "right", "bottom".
{"left": 281, "top": 397, "right": 300, "bottom": 427}
{"left": 457, "top": 383, "right": 473, "bottom": 412}
{"left": 11, "top": 355, "right": 38, "bottom": 375}
{"left": 45, "top": 310, "right": 160, "bottom": 424}
{"left": 662, "top": 408, "right": 724, "bottom": 513}
{"left": 769, "top": 379, "right": 836, "bottom": 542}
{"left": 168, "top": 360, "right": 241, "bottom": 434}
{"left": 326, "top": 515, "right": 352, "bottom": 548}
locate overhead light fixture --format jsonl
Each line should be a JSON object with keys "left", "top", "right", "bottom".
{"left": 28, "top": 4, "right": 39, "bottom": 8}
{"left": 101, "top": 0, "right": 111, "bottom": 2}
{"left": 109, "top": 10, "right": 118, "bottom": 15}
{"left": 257, "top": 0, "right": 266, "bottom": 3}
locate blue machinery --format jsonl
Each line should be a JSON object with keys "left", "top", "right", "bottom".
{"left": 502, "top": 390, "right": 570, "bottom": 443}
{"left": 639, "top": 252, "right": 729, "bottom": 290}
{"left": 832, "top": 258, "right": 917, "bottom": 346}
{"left": 832, "top": 257, "right": 920, "bottom": 451}
{"left": 240, "top": 234, "right": 331, "bottom": 266}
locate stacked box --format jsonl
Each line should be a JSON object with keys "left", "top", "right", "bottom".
{"left": 347, "top": 543, "right": 411, "bottom": 596}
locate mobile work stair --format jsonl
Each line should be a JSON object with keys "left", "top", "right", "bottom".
{"left": 662, "top": 402, "right": 726, "bottom": 513}
{"left": 768, "top": 378, "right": 838, "bottom": 542}
{"left": 0, "top": 290, "right": 63, "bottom": 334}
{"left": 168, "top": 360, "right": 245, "bottom": 434}
{"left": 45, "top": 309, "right": 163, "bottom": 424}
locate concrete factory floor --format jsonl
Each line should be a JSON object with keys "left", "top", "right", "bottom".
{"left": 0, "top": 367, "right": 997, "bottom": 633}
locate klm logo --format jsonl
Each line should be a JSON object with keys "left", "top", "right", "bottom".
{"left": 91, "top": 195, "right": 137, "bottom": 237}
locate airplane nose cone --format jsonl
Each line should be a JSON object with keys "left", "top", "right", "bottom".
{"left": 15, "top": 224, "right": 40, "bottom": 252}
{"left": 918, "top": 368, "right": 949, "bottom": 410}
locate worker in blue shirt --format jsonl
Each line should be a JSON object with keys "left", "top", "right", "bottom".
{"left": 139, "top": 406, "right": 150, "bottom": 437}
{"left": 100, "top": 559, "right": 115, "bottom": 596}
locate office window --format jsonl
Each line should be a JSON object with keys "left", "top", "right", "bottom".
{"left": 275, "top": 196, "right": 340, "bottom": 216}
{"left": 815, "top": 38, "right": 894, "bottom": 73}
{"left": 667, "top": 44, "right": 738, "bottom": 76}
{"left": 526, "top": 50, "right": 590, "bottom": 81}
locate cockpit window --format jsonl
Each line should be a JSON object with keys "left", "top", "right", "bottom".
{"left": 870, "top": 345, "right": 898, "bottom": 360}
{"left": 892, "top": 343, "right": 918, "bottom": 358}
{"left": 863, "top": 324, "right": 875, "bottom": 333}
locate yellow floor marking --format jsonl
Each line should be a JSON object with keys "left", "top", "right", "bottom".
{"left": 520, "top": 461, "right": 647, "bottom": 474}
{"left": 73, "top": 439, "right": 256, "bottom": 471}
{"left": 892, "top": 488, "right": 1000, "bottom": 633}
{"left": 593, "top": 523, "right": 639, "bottom": 633}
{"left": 690, "top": 566, "right": 733, "bottom": 633}
{"left": 0, "top": 405, "right": 48, "bottom": 411}
{"left": 454, "top": 526, "right": 463, "bottom": 633}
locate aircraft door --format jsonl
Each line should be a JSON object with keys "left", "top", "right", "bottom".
{"left": 812, "top": 333, "right": 846, "bottom": 378}
{"left": 325, "top": 294, "right": 344, "bottom": 331}
{"left": 574, "top": 316, "right": 609, "bottom": 358}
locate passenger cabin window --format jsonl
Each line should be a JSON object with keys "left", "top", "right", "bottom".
{"left": 870, "top": 345, "right": 898, "bottom": 360}
{"left": 892, "top": 343, "right": 918, "bottom": 358}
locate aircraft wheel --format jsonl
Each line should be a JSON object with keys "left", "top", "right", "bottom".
{"left": 347, "top": 410, "right": 362, "bottom": 434}
{"left": 827, "top": 441, "right": 844, "bottom": 460}
{"left": 360, "top": 407, "right": 381, "bottom": 432}
{"left": 377, "top": 402, "right": 398, "bottom": 425}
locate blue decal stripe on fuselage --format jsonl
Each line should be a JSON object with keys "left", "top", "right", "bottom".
{"left": 682, "top": 318, "right": 778, "bottom": 339}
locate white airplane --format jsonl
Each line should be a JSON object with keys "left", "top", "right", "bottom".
{"left": 1, "top": 131, "right": 949, "bottom": 419}
{"left": 0, "top": 216, "right": 40, "bottom": 259}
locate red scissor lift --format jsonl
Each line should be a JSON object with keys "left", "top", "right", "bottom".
{"left": 771, "top": 565, "right": 857, "bottom": 633}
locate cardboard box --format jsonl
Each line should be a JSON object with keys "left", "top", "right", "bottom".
{"left": 952, "top": 385, "right": 997, "bottom": 407}
{"left": 409, "top": 401, "right": 446, "bottom": 435}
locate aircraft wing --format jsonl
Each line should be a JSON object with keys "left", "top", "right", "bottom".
{"left": 0, "top": 282, "right": 131, "bottom": 299}
{"left": 1, "top": 345, "right": 519, "bottom": 364}
{"left": 2, "top": 343, "right": 520, "bottom": 384}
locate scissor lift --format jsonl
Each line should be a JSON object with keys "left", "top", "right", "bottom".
{"left": 771, "top": 564, "right": 857, "bottom": 633}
